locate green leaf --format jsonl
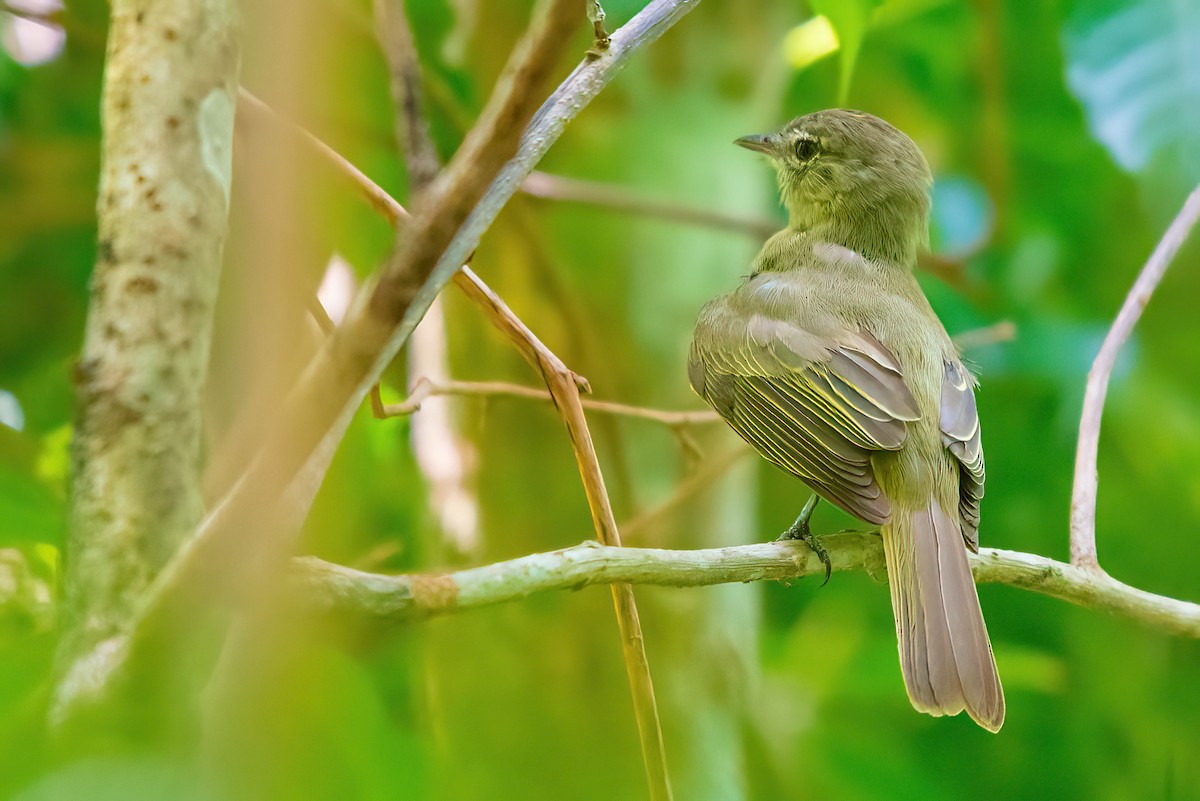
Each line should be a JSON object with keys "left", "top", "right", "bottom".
{"left": 1064, "top": 0, "right": 1200, "bottom": 191}
{"left": 13, "top": 757, "right": 205, "bottom": 801}
{"left": 808, "top": 0, "right": 883, "bottom": 103}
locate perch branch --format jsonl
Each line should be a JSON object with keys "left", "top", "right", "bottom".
{"left": 292, "top": 536, "right": 1200, "bottom": 638}
{"left": 1069, "top": 183, "right": 1200, "bottom": 569}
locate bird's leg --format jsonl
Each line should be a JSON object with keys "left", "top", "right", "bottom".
{"left": 776, "top": 494, "right": 831, "bottom": 585}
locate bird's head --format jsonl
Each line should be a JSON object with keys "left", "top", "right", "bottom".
{"left": 735, "top": 109, "right": 932, "bottom": 263}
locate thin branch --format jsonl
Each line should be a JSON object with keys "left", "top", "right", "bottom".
{"left": 291, "top": 536, "right": 1200, "bottom": 638}
{"left": 0, "top": 2, "right": 63, "bottom": 28}
{"left": 237, "top": 88, "right": 406, "bottom": 224}
{"left": 950, "top": 319, "right": 1016, "bottom": 352}
{"left": 245, "top": 75, "right": 676, "bottom": 795}
{"left": 373, "top": 0, "right": 441, "bottom": 191}
{"left": 520, "top": 171, "right": 778, "bottom": 238}
{"left": 587, "top": 1, "right": 611, "bottom": 51}
{"left": 620, "top": 448, "right": 748, "bottom": 540}
{"left": 452, "top": 267, "right": 674, "bottom": 801}
{"left": 91, "top": 0, "right": 587, "bottom": 720}
{"left": 374, "top": 0, "right": 479, "bottom": 553}
{"left": 211, "top": 7, "right": 700, "bottom": 796}
{"left": 1069, "top": 184, "right": 1200, "bottom": 570}
{"left": 374, "top": 0, "right": 701, "bottom": 370}
{"left": 387, "top": 377, "right": 721, "bottom": 427}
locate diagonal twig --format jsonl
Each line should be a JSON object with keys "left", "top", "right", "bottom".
{"left": 1069, "top": 184, "right": 1200, "bottom": 570}
{"left": 249, "top": 13, "right": 679, "bottom": 794}
{"left": 369, "top": 7, "right": 669, "bottom": 789}
{"left": 451, "top": 268, "right": 674, "bottom": 800}
{"left": 373, "top": 0, "right": 479, "bottom": 552}
{"left": 58, "top": 0, "right": 587, "bottom": 726}
{"left": 521, "top": 170, "right": 778, "bottom": 238}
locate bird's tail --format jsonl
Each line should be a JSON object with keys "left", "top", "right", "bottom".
{"left": 880, "top": 499, "right": 1004, "bottom": 732}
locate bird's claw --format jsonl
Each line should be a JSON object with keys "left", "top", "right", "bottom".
{"left": 778, "top": 518, "right": 832, "bottom": 586}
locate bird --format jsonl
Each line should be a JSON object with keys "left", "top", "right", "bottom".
{"left": 688, "top": 109, "right": 1004, "bottom": 731}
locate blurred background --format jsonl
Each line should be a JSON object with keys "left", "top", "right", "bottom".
{"left": 2, "top": 0, "right": 1200, "bottom": 798}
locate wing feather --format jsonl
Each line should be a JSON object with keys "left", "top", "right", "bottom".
{"left": 689, "top": 311, "right": 923, "bottom": 525}
{"left": 940, "top": 360, "right": 985, "bottom": 550}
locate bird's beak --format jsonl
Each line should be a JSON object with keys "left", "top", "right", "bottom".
{"left": 734, "top": 133, "right": 777, "bottom": 156}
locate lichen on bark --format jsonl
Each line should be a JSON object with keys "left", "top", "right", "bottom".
{"left": 54, "top": 0, "right": 240, "bottom": 733}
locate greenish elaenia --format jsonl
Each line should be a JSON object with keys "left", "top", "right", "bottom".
{"left": 689, "top": 109, "right": 1004, "bottom": 732}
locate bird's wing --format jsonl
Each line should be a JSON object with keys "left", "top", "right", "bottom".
{"left": 939, "top": 360, "right": 985, "bottom": 551}
{"left": 689, "top": 313, "right": 920, "bottom": 524}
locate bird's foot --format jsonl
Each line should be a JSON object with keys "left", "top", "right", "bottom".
{"left": 775, "top": 495, "right": 831, "bottom": 585}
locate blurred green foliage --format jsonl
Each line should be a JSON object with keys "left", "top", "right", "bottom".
{"left": 1, "top": 0, "right": 1199, "bottom": 799}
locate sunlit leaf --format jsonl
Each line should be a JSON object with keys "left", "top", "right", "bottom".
{"left": 1064, "top": 0, "right": 1200, "bottom": 185}
{"left": 808, "top": 0, "right": 881, "bottom": 102}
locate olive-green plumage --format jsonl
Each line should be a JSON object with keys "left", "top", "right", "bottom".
{"left": 689, "top": 109, "right": 1003, "bottom": 731}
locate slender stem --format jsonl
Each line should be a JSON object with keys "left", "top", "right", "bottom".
{"left": 87, "top": 0, "right": 585, "bottom": 721}
{"left": 452, "top": 267, "right": 674, "bottom": 801}
{"left": 250, "top": 14, "right": 691, "bottom": 793}
{"left": 238, "top": 88, "right": 407, "bottom": 224}
{"left": 520, "top": 171, "right": 778, "bottom": 238}
{"left": 245, "top": 79, "right": 677, "bottom": 794}
{"left": 292, "top": 536, "right": 1200, "bottom": 639}
{"left": 1069, "top": 184, "right": 1200, "bottom": 569}
{"left": 373, "top": 0, "right": 441, "bottom": 191}
{"left": 950, "top": 320, "right": 1016, "bottom": 351}
{"left": 373, "top": 0, "right": 479, "bottom": 552}
{"left": 387, "top": 377, "right": 721, "bottom": 426}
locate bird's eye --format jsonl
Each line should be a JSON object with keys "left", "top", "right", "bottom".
{"left": 793, "top": 137, "right": 818, "bottom": 161}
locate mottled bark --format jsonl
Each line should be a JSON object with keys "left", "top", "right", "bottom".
{"left": 55, "top": 0, "right": 239, "bottom": 729}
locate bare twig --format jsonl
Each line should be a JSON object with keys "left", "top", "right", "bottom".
{"left": 521, "top": 171, "right": 778, "bottom": 238}
{"left": 374, "top": 0, "right": 479, "bottom": 553}
{"left": 951, "top": 320, "right": 1016, "bottom": 351}
{"left": 387, "top": 0, "right": 701, "bottom": 365}
{"left": 620, "top": 448, "right": 749, "bottom": 540}
{"left": 1069, "top": 184, "right": 1200, "bottom": 570}
{"left": 452, "top": 267, "right": 674, "bottom": 801}
{"left": 241, "top": 9, "right": 700, "bottom": 795}
{"left": 245, "top": 74, "right": 676, "bottom": 796}
{"left": 237, "top": 88, "right": 406, "bottom": 223}
{"left": 0, "top": 1, "right": 63, "bottom": 28}
{"left": 587, "top": 1, "right": 611, "bottom": 51}
{"left": 292, "top": 535, "right": 1200, "bottom": 638}
{"left": 373, "top": 0, "right": 441, "bottom": 191}
{"left": 388, "top": 377, "right": 721, "bottom": 426}
{"left": 90, "top": 0, "right": 587, "bottom": 721}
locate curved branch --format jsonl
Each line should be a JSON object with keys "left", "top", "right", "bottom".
{"left": 293, "top": 536, "right": 1200, "bottom": 638}
{"left": 1070, "top": 183, "right": 1200, "bottom": 569}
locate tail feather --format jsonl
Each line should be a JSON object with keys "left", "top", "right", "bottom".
{"left": 881, "top": 500, "right": 1004, "bottom": 732}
